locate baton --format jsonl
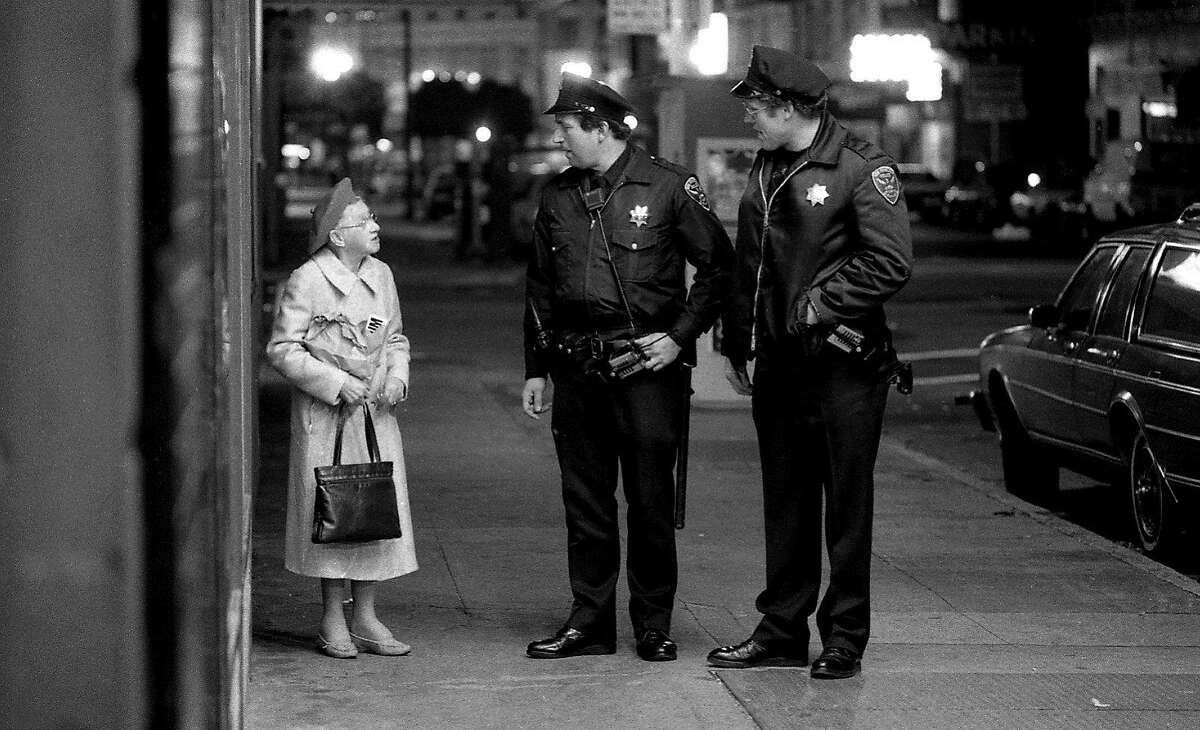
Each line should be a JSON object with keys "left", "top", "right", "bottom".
{"left": 674, "top": 366, "right": 694, "bottom": 530}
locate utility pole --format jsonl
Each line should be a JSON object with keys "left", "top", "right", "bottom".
{"left": 401, "top": 7, "right": 415, "bottom": 219}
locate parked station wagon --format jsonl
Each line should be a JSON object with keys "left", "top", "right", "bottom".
{"left": 970, "top": 204, "right": 1200, "bottom": 553}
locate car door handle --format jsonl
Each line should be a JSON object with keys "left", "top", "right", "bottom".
{"left": 1148, "top": 369, "right": 1163, "bottom": 379}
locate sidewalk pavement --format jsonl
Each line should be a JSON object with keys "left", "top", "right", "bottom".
{"left": 249, "top": 219, "right": 1200, "bottom": 729}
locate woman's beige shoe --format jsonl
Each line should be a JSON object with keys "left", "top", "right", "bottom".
{"left": 316, "top": 634, "right": 358, "bottom": 659}
{"left": 350, "top": 632, "right": 411, "bottom": 656}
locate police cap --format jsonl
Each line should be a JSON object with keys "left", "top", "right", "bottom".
{"left": 309, "top": 177, "right": 358, "bottom": 254}
{"left": 544, "top": 72, "right": 637, "bottom": 126}
{"left": 730, "top": 45, "right": 830, "bottom": 104}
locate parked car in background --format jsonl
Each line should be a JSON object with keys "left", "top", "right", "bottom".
{"left": 968, "top": 204, "right": 1200, "bottom": 554}
{"left": 897, "top": 163, "right": 949, "bottom": 222}
{"left": 942, "top": 175, "right": 1001, "bottom": 230}
{"left": 508, "top": 147, "right": 567, "bottom": 256}
{"left": 1008, "top": 174, "right": 1090, "bottom": 249}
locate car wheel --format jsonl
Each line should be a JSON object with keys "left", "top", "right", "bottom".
{"left": 1128, "top": 433, "right": 1174, "bottom": 554}
{"left": 991, "top": 383, "right": 1059, "bottom": 500}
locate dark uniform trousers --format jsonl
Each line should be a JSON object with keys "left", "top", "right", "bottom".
{"left": 748, "top": 337, "right": 888, "bottom": 655}
{"left": 549, "top": 359, "right": 684, "bottom": 637}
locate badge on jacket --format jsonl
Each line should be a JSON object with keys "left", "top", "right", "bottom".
{"left": 684, "top": 176, "right": 711, "bottom": 211}
{"left": 805, "top": 183, "right": 829, "bottom": 206}
{"left": 629, "top": 205, "right": 649, "bottom": 227}
{"left": 871, "top": 166, "right": 901, "bottom": 205}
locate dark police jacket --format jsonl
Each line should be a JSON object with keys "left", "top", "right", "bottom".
{"left": 524, "top": 144, "right": 733, "bottom": 379}
{"left": 721, "top": 111, "right": 913, "bottom": 364}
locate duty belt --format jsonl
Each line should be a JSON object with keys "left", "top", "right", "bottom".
{"left": 555, "top": 331, "right": 634, "bottom": 360}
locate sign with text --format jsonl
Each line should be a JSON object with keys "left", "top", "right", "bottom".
{"left": 608, "top": 0, "right": 668, "bottom": 35}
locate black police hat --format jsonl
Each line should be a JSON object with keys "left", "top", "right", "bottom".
{"left": 730, "top": 45, "right": 830, "bottom": 103}
{"left": 544, "top": 72, "right": 637, "bottom": 126}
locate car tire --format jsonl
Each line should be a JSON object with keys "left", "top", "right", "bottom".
{"left": 1127, "top": 432, "right": 1175, "bottom": 555}
{"left": 991, "top": 384, "right": 1059, "bottom": 500}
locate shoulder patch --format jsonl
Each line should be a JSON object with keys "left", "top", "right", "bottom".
{"left": 871, "top": 166, "right": 901, "bottom": 205}
{"left": 683, "top": 176, "right": 711, "bottom": 211}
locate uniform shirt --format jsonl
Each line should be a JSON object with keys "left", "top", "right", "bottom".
{"left": 524, "top": 144, "right": 734, "bottom": 379}
{"left": 721, "top": 111, "right": 913, "bottom": 363}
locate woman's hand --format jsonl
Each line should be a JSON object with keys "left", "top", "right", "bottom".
{"left": 338, "top": 375, "right": 370, "bottom": 404}
{"left": 378, "top": 378, "right": 408, "bottom": 407}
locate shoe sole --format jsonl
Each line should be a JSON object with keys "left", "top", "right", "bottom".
{"left": 526, "top": 645, "right": 616, "bottom": 659}
{"left": 707, "top": 656, "right": 808, "bottom": 669}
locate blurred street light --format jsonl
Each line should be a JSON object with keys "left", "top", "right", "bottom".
{"left": 688, "top": 13, "right": 728, "bottom": 76}
{"left": 850, "top": 34, "right": 942, "bottom": 102}
{"left": 560, "top": 61, "right": 592, "bottom": 78}
{"left": 310, "top": 46, "right": 354, "bottom": 82}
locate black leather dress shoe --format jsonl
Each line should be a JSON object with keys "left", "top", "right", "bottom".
{"left": 635, "top": 629, "right": 677, "bottom": 662}
{"left": 526, "top": 626, "right": 616, "bottom": 659}
{"left": 810, "top": 646, "right": 861, "bottom": 679}
{"left": 706, "top": 638, "right": 807, "bottom": 668}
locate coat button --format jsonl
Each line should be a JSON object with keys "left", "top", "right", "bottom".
{"left": 632, "top": 243, "right": 638, "bottom": 249}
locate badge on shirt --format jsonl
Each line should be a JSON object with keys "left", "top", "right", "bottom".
{"left": 805, "top": 183, "right": 830, "bottom": 206}
{"left": 871, "top": 166, "right": 901, "bottom": 205}
{"left": 629, "top": 204, "right": 649, "bottom": 227}
{"left": 684, "top": 176, "right": 711, "bottom": 211}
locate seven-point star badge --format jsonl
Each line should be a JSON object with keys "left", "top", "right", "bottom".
{"left": 806, "top": 183, "right": 829, "bottom": 206}
{"left": 629, "top": 205, "right": 649, "bottom": 227}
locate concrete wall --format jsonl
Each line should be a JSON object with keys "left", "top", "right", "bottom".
{"left": 0, "top": 1, "right": 146, "bottom": 725}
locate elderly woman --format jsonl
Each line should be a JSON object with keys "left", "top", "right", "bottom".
{"left": 266, "top": 178, "right": 417, "bottom": 659}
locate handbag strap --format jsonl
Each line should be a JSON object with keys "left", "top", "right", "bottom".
{"left": 331, "top": 402, "right": 383, "bottom": 465}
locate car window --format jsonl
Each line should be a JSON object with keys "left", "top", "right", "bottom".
{"left": 1094, "top": 246, "right": 1152, "bottom": 337}
{"left": 1056, "top": 245, "right": 1119, "bottom": 328}
{"left": 1140, "top": 245, "right": 1200, "bottom": 348}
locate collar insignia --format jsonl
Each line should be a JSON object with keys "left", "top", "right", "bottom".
{"left": 806, "top": 183, "right": 830, "bottom": 206}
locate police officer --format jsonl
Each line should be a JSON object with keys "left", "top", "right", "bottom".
{"left": 708, "top": 47, "right": 913, "bottom": 679}
{"left": 523, "top": 73, "right": 733, "bottom": 662}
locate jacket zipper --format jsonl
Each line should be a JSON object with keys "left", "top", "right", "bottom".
{"left": 749, "top": 159, "right": 808, "bottom": 354}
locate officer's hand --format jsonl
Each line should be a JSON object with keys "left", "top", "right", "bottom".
{"left": 724, "top": 358, "right": 753, "bottom": 396}
{"left": 338, "top": 375, "right": 370, "bottom": 404}
{"left": 635, "top": 333, "right": 681, "bottom": 371}
{"left": 787, "top": 298, "right": 822, "bottom": 336}
{"left": 522, "top": 377, "right": 549, "bottom": 419}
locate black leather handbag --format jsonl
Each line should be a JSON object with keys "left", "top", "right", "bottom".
{"left": 311, "top": 402, "right": 403, "bottom": 544}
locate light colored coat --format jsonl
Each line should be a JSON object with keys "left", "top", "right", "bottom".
{"left": 266, "top": 247, "right": 418, "bottom": 580}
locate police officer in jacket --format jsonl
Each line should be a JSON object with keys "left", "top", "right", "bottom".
{"left": 523, "top": 72, "right": 733, "bottom": 662}
{"left": 708, "top": 47, "right": 913, "bottom": 679}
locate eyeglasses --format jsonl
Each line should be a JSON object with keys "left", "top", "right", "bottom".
{"left": 742, "top": 104, "right": 773, "bottom": 123}
{"left": 335, "top": 212, "right": 377, "bottom": 229}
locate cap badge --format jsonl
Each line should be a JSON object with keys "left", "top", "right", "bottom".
{"left": 871, "top": 166, "right": 901, "bottom": 205}
{"left": 805, "top": 183, "right": 830, "bottom": 206}
{"left": 684, "top": 176, "right": 712, "bottom": 211}
{"left": 629, "top": 205, "right": 649, "bottom": 227}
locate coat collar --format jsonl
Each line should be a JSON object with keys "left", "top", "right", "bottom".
{"left": 312, "top": 246, "right": 386, "bottom": 294}
{"left": 556, "top": 144, "right": 655, "bottom": 188}
{"left": 803, "top": 109, "right": 848, "bottom": 167}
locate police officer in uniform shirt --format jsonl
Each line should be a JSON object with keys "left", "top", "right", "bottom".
{"left": 708, "top": 46, "right": 913, "bottom": 679}
{"left": 522, "top": 72, "right": 733, "bottom": 662}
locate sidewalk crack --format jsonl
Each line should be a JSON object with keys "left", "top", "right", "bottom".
{"left": 432, "top": 527, "right": 472, "bottom": 618}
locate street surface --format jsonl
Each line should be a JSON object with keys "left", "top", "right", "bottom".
{"left": 249, "top": 218, "right": 1200, "bottom": 728}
